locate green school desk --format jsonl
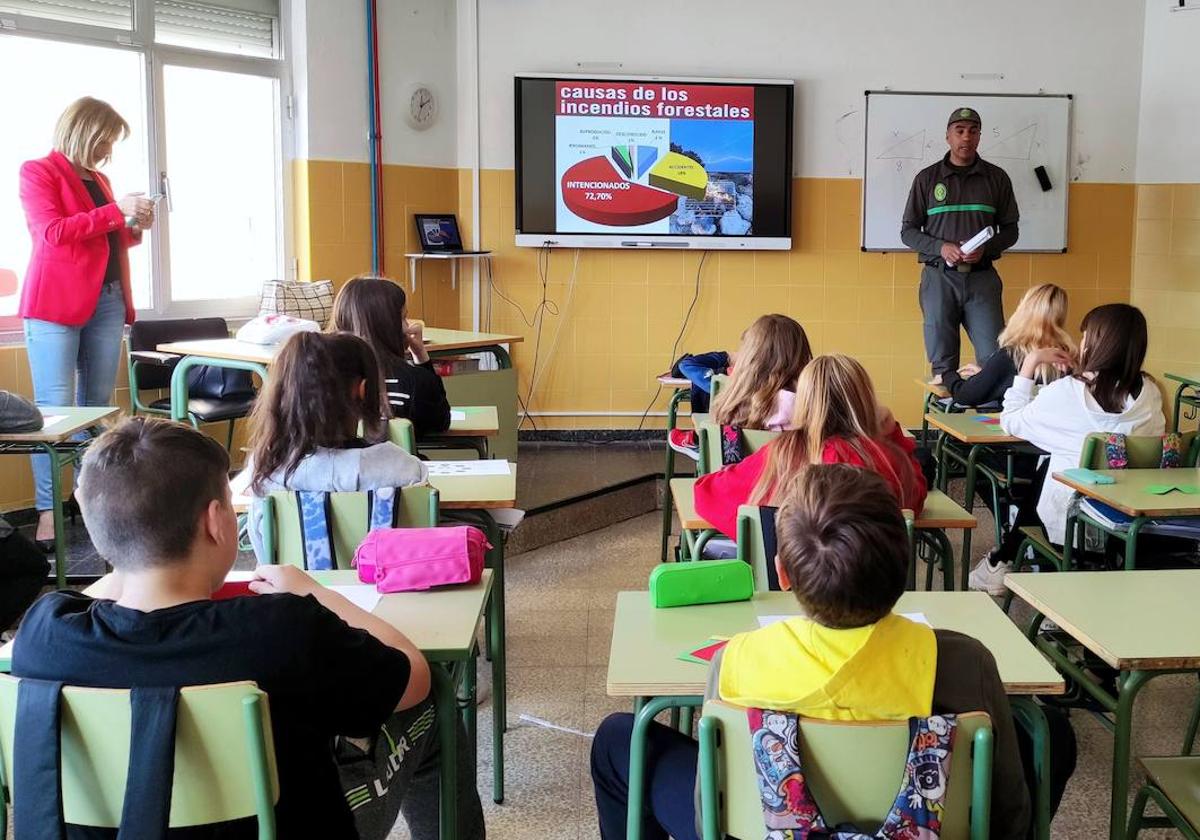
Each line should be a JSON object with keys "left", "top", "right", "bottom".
{"left": 659, "top": 374, "right": 695, "bottom": 564}
{"left": 158, "top": 328, "right": 523, "bottom": 461}
{"left": 419, "top": 405, "right": 499, "bottom": 459}
{"left": 0, "top": 405, "right": 121, "bottom": 589}
{"left": 669, "top": 477, "right": 718, "bottom": 561}
{"left": 1052, "top": 468, "right": 1200, "bottom": 570}
{"left": 313, "top": 569, "right": 491, "bottom": 840}
{"left": 608, "top": 589, "right": 1064, "bottom": 840}
{"left": 0, "top": 571, "right": 492, "bottom": 840}
{"left": 925, "top": 411, "right": 1031, "bottom": 587}
{"left": 231, "top": 464, "right": 515, "bottom": 804}
{"left": 915, "top": 377, "right": 951, "bottom": 441}
{"left": 1005, "top": 570, "right": 1200, "bottom": 840}
{"left": 1165, "top": 371, "right": 1200, "bottom": 433}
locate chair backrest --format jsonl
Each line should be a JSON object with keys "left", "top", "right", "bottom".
{"left": 709, "top": 373, "right": 728, "bottom": 406}
{"left": 387, "top": 418, "right": 417, "bottom": 454}
{"left": 265, "top": 486, "right": 439, "bottom": 569}
{"left": 696, "top": 421, "right": 779, "bottom": 475}
{"left": 697, "top": 699, "right": 992, "bottom": 840}
{"left": 1081, "top": 431, "right": 1199, "bottom": 469}
{"left": 0, "top": 675, "right": 278, "bottom": 830}
{"left": 129, "top": 318, "right": 231, "bottom": 391}
{"left": 735, "top": 504, "right": 781, "bottom": 591}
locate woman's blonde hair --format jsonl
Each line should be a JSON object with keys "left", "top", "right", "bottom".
{"left": 750, "top": 354, "right": 917, "bottom": 509}
{"left": 53, "top": 97, "right": 130, "bottom": 169}
{"left": 712, "top": 314, "right": 812, "bottom": 429}
{"left": 998, "top": 283, "right": 1076, "bottom": 382}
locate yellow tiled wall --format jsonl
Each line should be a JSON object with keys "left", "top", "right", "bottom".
{"left": 293, "top": 159, "right": 462, "bottom": 327}
{"left": 1130, "top": 184, "right": 1200, "bottom": 414}
{"left": 471, "top": 172, "right": 1135, "bottom": 429}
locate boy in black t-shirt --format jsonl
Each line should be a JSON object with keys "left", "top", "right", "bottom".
{"left": 12, "top": 416, "right": 484, "bottom": 839}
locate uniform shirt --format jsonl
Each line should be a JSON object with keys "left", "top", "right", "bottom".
{"left": 901, "top": 152, "right": 1020, "bottom": 264}
{"left": 13, "top": 590, "right": 412, "bottom": 839}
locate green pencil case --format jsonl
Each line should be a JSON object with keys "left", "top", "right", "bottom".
{"left": 649, "top": 559, "right": 754, "bottom": 608}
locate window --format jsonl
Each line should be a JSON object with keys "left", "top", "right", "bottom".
{"left": 0, "top": 0, "right": 289, "bottom": 331}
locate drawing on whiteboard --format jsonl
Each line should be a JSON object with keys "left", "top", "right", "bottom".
{"left": 982, "top": 123, "right": 1038, "bottom": 161}
{"left": 876, "top": 129, "right": 926, "bottom": 160}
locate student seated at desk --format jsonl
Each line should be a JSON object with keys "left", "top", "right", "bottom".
{"left": 942, "top": 283, "right": 1075, "bottom": 408}
{"left": 591, "top": 465, "right": 1076, "bottom": 840}
{"left": 694, "top": 354, "right": 925, "bottom": 538}
{"left": 978, "top": 304, "right": 1165, "bottom": 590}
{"left": 668, "top": 313, "right": 812, "bottom": 460}
{"left": 11, "top": 417, "right": 484, "bottom": 839}
{"left": 238, "top": 331, "right": 428, "bottom": 562}
{"left": 330, "top": 274, "right": 452, "bottom": 438}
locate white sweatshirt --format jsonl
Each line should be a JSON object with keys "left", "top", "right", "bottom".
{"left": 999, "top": 374, "right": 1165, "bottom": 544}
{"left": 237, "top": 442, "right": 429, "bottom": 562}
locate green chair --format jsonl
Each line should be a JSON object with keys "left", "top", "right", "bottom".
{"left": 1003, "top": 431, "right": 1200, "bottom": 597}
{"left": 708, "top": 372, "right": 728, "bottom": 406}
{"left": 262, "top": 486, "right": 440, "bottom": 569}
{"left": 735, "top": 504, "right": 775, "bottom": 590}
{"left": 388, "top": 418, "right": 418, "bottom": 454}
{"left": 1126, "top": 756, "right": 1200, "bottom": 839}
{"left": 697, "top": 700, "right": 993, "bottom": 840}
{"left": 695, "top": 421, "right": 778, "bottom": 477}
{"left": 0, "top": 675, "right": 279, "bottom": 838}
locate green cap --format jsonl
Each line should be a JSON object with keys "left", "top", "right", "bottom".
{"left": 948, "top": 107, "right": 981, "bottom": 127}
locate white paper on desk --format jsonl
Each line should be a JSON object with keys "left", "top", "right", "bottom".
{"left": 757, "top": 612, "right": 930, "bottom": 629}
{"left": 327, "top": 585, "right": 383, "bottom": 614}
{"left": 426, "top": 460, "right": 511, "bottom": 476}
{"left": 39, "top": 415, "right": 67, "bottom": 428}
{"left": 450, "top": 409, "right": 467, "bottom": 421}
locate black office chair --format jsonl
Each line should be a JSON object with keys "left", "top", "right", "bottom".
{"left": 127, "top": 318, "right": 257, "bottom": 450}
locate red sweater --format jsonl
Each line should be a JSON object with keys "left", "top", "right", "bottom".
{"left": 693, "top": 424, "right": 927, "bottom": 538}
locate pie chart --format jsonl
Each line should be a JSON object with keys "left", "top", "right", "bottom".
{"left": 561, "top": 150, "right": 709, "bottom": 227}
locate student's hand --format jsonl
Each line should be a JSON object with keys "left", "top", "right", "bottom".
{"left": 249, "top": 564, "right": 321, "bottom": 598}
{"left": 958, "top": 362, "right": 981, "bottom": 378}
{"left": 404, "top": 319, "right": 430, "bottom": 363}
{"left": 1019, "top": 347, "right": 1074, "bottom": 379}
{"left": 959, "top": 248, "right": 984, "bottom": 264}
{"left": 939, "top": 242, "right": 964, "bottom": 265}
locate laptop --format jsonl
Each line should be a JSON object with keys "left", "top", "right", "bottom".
{"left": 413, "top": 214, "right": 489, "bottom": 255}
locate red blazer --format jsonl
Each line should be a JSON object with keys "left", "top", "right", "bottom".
{"left": 694, "top": 423, "right": 928, "bottom": 538}
{"left": 19, "top": 150, "right": 139, "bottom": 326}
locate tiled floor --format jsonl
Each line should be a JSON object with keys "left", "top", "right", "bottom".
{"left": 387, "top": 501, "right": 1194, "bottom": 839}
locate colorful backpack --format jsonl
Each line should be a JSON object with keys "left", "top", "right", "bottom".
{"left": 747, "top": 709, "right": 958, "bottom": 840}
{"left": 1102, "top": 432, "right": 1184, "bottom": 470}
{"left": 295, "top": 487, "right": 397, "bottom": 571}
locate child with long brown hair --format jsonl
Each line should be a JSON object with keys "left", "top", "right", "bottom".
{"left": 329, "top": 274, "right": 452, "bottom": 437}
{"left": 238, "top": 331, "right": 427, "bottom": 561}
{"left": 968, "top": 304, "right": 1166, "bottom": 593}
{"left": 694, "top": 354, "right": 925, "bottom": 538}
{"left": 942, "top": 283, "right": 1076, "bottom": 407}
{"left": 669, "top": 314, "right": 812, "bottom": 460}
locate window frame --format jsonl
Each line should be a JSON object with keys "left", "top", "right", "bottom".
{"left": 0, "top": 0, "right": 293, "bottom": 336}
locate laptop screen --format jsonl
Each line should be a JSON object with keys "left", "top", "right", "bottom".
{"left": 415, "top": 215, "right": 464, "bottom": 251}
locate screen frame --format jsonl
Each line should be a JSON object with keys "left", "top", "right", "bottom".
{"left": 514, "top": 72, "right": 794, "bottom": 251}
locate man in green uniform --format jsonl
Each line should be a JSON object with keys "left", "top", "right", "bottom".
{"left": 901, "top": 107, "right": 1020, "bottom": 383}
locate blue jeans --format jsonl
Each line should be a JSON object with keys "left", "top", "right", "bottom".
{"left": 23, "top": 285, "right": 125, "bottom": 511}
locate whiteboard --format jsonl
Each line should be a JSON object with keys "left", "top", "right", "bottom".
{"left": 862, "top": 91, "right": 1071, "bottom": 252}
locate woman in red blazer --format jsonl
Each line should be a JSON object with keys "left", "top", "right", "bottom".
{"left": 19, "top": 96, "right": 155, "bottom": 548}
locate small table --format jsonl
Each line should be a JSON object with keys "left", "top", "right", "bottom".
{"left": 1005, "top": 570, "right": 1200, "bottom": 840}
{"left": 419, "top": 405, "right": 500, "bottom": 459}
{"left": 669, "top": 477, "right": 718, "bottom": 561}
{"left": 925, "top": 412, "right": 1031, "bottom": 587}
{"left": 0, "top": 406, "right": 121, "bottom": 588}
{"left": 915, "top": 377, "right": 951, "bottom": 440}
{"left": 1052, "top": 468, "right": 1200, "bottom": 569}
{"left": 1165, "top": 371, "right": 1200, "bottom": 432}
{"left": 609, "top": 589, "right": 1064, "bottom": 840}
{"left": 658, "top": 374, "right": 695, "bottom": 564}
{"left": 404, "top": 252, "right": 493, "bottom": 292}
